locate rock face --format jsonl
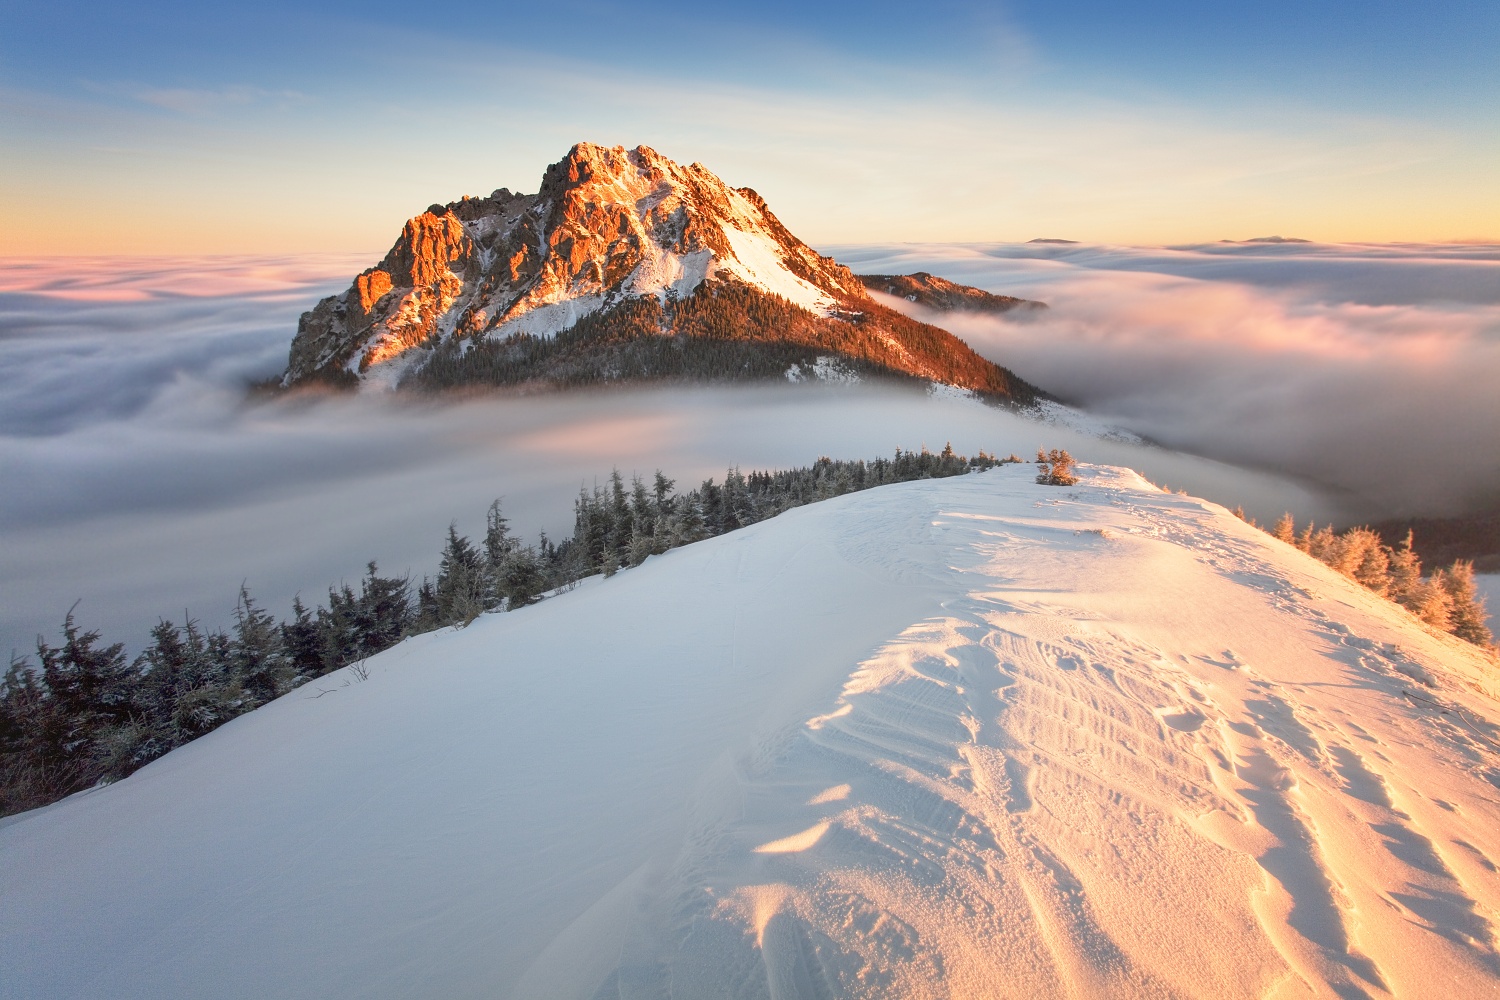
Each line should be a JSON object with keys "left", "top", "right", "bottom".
{"left": 282, "top": 142, "right": 1044, "bottom": 405}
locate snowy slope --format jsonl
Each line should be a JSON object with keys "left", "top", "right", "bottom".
{"left": 4, "top": 465, "right": 1499, "bottom": 999}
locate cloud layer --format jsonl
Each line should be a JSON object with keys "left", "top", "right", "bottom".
{"left": 842, "top": 241, "right": 1500, "bottom": 522}
{"left": 8, "top": 246, "right": 1493, "bottom": 655}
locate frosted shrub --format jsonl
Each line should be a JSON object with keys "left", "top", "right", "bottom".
{"left": 1035, "top": 448, "right": 1079, "bottom": 486}
{"left": 1439, "top": 561, "right": 1491, "bottom": 646}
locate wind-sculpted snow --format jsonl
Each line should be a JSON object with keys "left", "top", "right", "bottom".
{"left": 4, "top": 466, "right": 1498, "bottom": 999}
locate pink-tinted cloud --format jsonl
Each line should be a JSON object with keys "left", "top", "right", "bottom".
{"left": 848, "top": 242, "right": 1500, "bottom": 521}
{"left": 0, "top": 254, "right": 371, "bottom": 302}
{"left": 5, "top": 245, "right": 1494, "bottom": 656}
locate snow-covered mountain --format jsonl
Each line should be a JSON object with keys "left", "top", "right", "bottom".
{"left": 282, "top": 143, "right": 1045, "bottom": 404}
{"left": 5, "top": 464, "right": 1498, "bottom": 999}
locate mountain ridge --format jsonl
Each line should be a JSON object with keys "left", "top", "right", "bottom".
{"left": 859, "top": 271, "right": 1046, "bottom": 315}
{"left": 6, "top": 464, "right": 1497, "bottom": 998}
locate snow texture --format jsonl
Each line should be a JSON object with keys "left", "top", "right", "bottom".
{"left": 925, "top": 381, "right": 983, "bottom": 405}
{"left": 1032, "top": 398, "right": 1144, "bottom": 444}
{"left": 785, "top": 355, "right": 861, "bottom": 386}
{"left": 357, "top": 347, "right": 429, "bottom": 393}
{"left": 719, "top": 225, "right": 838, "bottom": 315}
{"left": 630, "top": 247, "right": 715, "bottom": 302}
{"left": 3, "top": 465, "right": 1499, "bottom": 999}
{"left": 490, "top": 292, "right": 608, "bottom": 341}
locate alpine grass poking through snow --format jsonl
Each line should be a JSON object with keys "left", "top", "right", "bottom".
{"left": 0, "top": 445, "right": 1019, "bottom": 816}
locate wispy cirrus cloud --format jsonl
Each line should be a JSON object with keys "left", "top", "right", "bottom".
{"left": 105, "top": 82, "right": 311, "bottom": 116}
{"left": 4, "top": 25, "right": 1494, "bottom": 256}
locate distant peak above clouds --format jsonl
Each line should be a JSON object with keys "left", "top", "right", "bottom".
{"left": 281, "top": 143, "right": 1046, "bottom": 406}
{"left": 858, "top": 272, "right": 1045, "bottom": 315}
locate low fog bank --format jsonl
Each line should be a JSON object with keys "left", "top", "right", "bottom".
{"left": 11, "top": 246, "right": 1486, "bottom": 657}
{"left": 836, "top": 242, "right": 1500, "bottom": 521}
{"left": 2, "top": 379, "right": 1326, "bottom": 657}
{"left": 0, "top": 254, "right": 366, "bottom": 434}
{"left": 835, "top": 241, "right": 1500, "bottom": 307}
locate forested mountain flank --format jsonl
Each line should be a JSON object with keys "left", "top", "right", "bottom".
{"left": 406, "top": 278, "right": 1045, "bottom": 402}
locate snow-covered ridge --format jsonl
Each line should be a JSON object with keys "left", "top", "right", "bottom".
{"left": 1032, "top": 397, "right": 1144, "bottom": 443}
{"left": 5, "top": 464, "right": 1497, "bottom": 998}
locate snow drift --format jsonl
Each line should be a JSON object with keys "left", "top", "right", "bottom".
{"left": 3, "top": 465, "right": 1498, "bottom": 998}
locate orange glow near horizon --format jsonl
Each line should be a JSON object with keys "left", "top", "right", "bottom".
{"left": 4, "top": 199, "right": 1494, "bottom": 258}
{"left": 4, "top": 99, "right": 1497, "bottom": 256}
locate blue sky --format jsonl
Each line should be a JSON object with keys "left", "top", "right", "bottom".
{"left": 3, "top": 1, "right": 1497, "bottom": 251}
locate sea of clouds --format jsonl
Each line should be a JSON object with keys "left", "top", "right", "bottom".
{"left": 3, "top": 243, "right": 1496, "bottom": 655}
{"left": 839, "top": 240, "right": 1500, "bottom": 520}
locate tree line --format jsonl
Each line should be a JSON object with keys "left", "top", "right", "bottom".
{"left": 1260, "top": 514, "right": 1492, "bottom": 648}
{"left": 401, "top": 279, "right": 1044, "bottom": 405}
{"left": 0, "top": 445, "right": 1017, "bottom": 816}
{"left": 14, "top": 454, "right": 1481, "bottom": 818}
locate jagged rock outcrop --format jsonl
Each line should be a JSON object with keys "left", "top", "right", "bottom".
{"left": 282, "top": 142, "right": 1047, "bottom": 405}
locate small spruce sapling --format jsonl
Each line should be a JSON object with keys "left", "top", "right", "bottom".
{"left": 1439, "top": 561, "right": 1492, "bottom": 647}
{"left": 1035, "top": 448, "right": 1079, "bottom": 486}
{"left": 1272, "top": 513, "right": 1296, "bottom": 544}
{"left": 436, "top": 524, "right": 488, "bottom": 626}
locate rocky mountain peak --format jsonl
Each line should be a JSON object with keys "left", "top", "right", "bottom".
{"left": 284, "top": 142, "right": 877, "bottom": 387}
{"left": 280, "top": 143, "right": 1042, "bottom": 408}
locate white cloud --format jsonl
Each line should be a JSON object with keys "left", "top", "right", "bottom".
{"left": 113, "top": 82, "right": 311, "bottom": 116}
{"left": 0, "top": 253, "right": 1341, "bottom": 656}
{"left": 845, "top": 241, "right": 1500, "bottom": 519}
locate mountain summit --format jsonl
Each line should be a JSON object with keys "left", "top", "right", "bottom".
{"left": 282, "top": 143, "right": 1044, "bottom": 403}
